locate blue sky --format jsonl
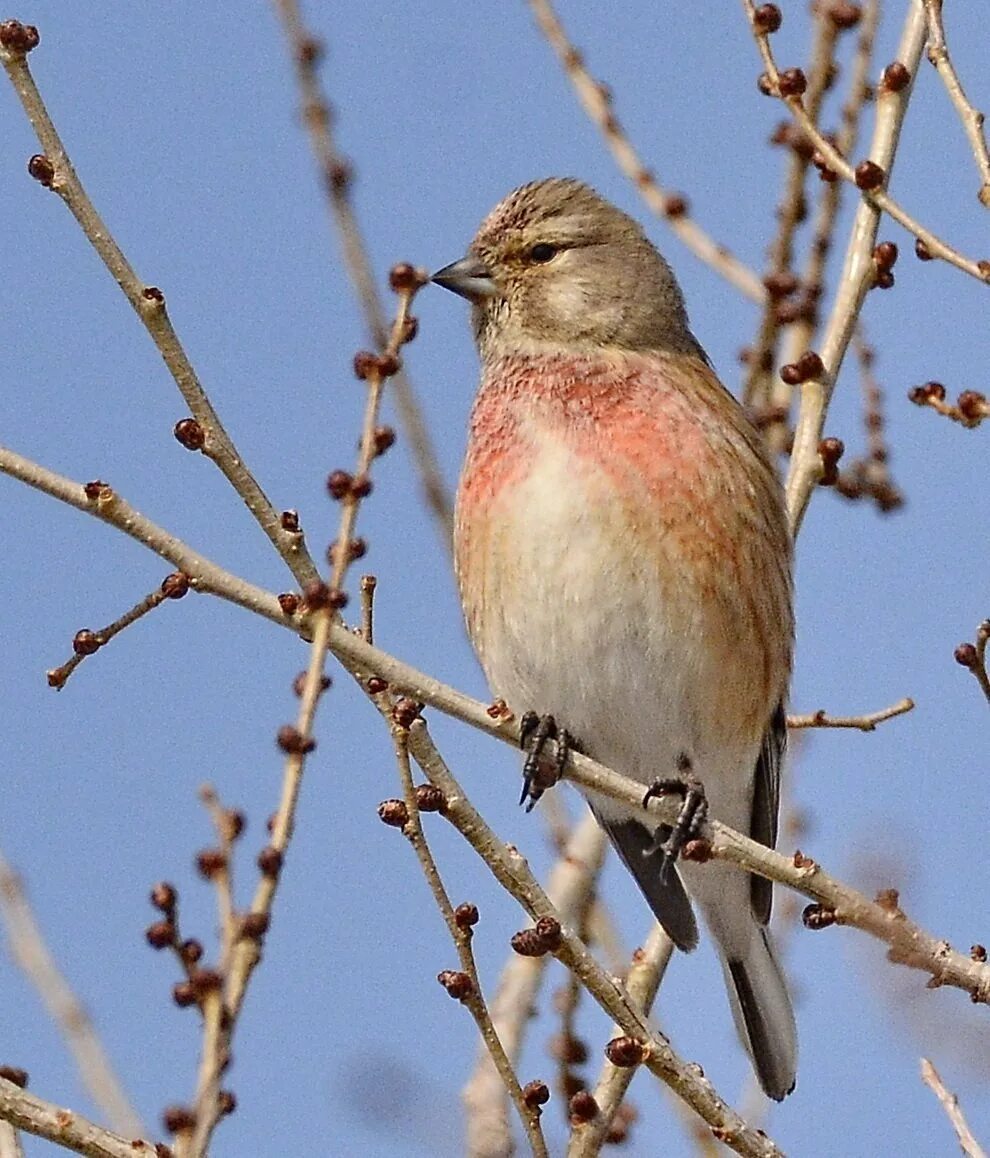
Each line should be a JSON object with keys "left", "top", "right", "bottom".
{"left": 2, "top": 4, "right": 988, "bottom": 1156}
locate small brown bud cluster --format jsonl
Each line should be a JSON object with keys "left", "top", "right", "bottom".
{"left": 278, "top": 593, "right": 300, "bottom": 616}
{"left": 83, "top": 479, "right": 111, "bottom": 500}
{"left": 280, "top": 509, "right": 300, "bottom": 533}
{"left": 414, "top": 784, "right": 446, "bottom": 813}
{"left": 827, "top": 2, "right": 862, "bottom": 30}
{"left": 28, "top": 154, "right": 54, "bottom": 187}
{"left": 161, "top": 573, "right": 190, "bottom": 599}
{"left": 522, "top": 1080, "right": 550, "bottom": 1109}
{"left": 510, "top": 915, "right": 562, "bottom": 957}
{"left": 173, "top": 418, "right": 205, "bottom": 451}
{"left": 353, "top": 350, "right": 400, "bottom": 380}
{"left": 377, "top": 798, "right": 408, "bottom": 828}
{"left": 142, "top": 285, "right": 165, "bottom": 304}
{"left": 437, "top": 969, "right": 474, "bottom": 1001}
{"left": 818, "top": 437, "right": 845, "bottom": 486}
{"left": 777, "top": 68, "right": 808, "bottom": 98}
{"left": 486, "top": 698, "right": 513, "bottom": 722}
{"left": 389, "top": 262, "right": 428, "bottom": 292}
{"left": 301, "top": 579, "right": 348, "bottom": 611}
{"left": 372, "top": 425, "right": 395, "bottom": 456}
{"left": 914, "top": 238, "right": 934, "bottom": 261}
{"left": 392, "top": 698, "right": 423, "bottom": 729}
{"left": 872, "top": 241, "right": 898, "bottom": 289}
{"left": 0, "top": 20, "right": 40, "bottom": 52}
{"left": 972, "top": 944, "right": 988, "bottom": 963}
{"left": 453, "top": 903, "right": 479, "bottom": 929}
{"left": 195, "top": 849, "right": 227, "bottom": 880}
{"left": 604, "top": 1035, "right": 649, "bottom": 1067}
{"left": 366, "top": 676, "right": 388, "bottom": 695}
{"left": 909, "top": 382, "right": 989, "bottom": 428}
{"left": 663, "top": 194, "right": 688, "bottom": 219}
{"left": 569, "top": 1091, "right": 599, "bottom": 1124}
{"left": 802, "top": 902, "right": 837, "bottom": 930}
{"left": 854, "top": 159, "right": 885, "bottom": 191}
{"left": 163, "top": 1106, "right": 197, "bottom": 1134}
{"left": 780, "top": 350, "right": 825, "bottom": 386}
{"left": 880, "top": 61, "right": 911, "bottom": 94}
{"left": 292, "top": 670, "right": 332, "bottom": 697}
{"left": 72, "top": 629, "right": 102, "bottom": 656}
{"left": 257, "top": 846, "right": 283, "bottom": 877}
{"left": 326, "top": 469, "right": 372, "bottom": 502}
{"left": 753, "top": 4, "right": 782, "bottom": 33}
{"left": 276, "top": 725, "right": 316, "bottom": 755}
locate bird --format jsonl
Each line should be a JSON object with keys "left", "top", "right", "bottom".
{"left": 432, "top": 178, "right": 796, "bottom": 1100}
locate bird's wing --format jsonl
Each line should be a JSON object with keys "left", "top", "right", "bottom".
{"left": 749, "top": 700, "right": 786, "bottom": 925}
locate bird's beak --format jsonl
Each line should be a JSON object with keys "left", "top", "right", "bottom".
{"left": 431, "top": 255, "right": 497, "bottom": 302}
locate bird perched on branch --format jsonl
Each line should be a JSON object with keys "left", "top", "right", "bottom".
{"left": 433, "top": 178, "right": 796, "bottom": 1100}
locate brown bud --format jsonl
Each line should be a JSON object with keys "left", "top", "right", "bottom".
{"left": 797, "top": 350, "right": 825, "bottom": 380}
{"left": 802, "top": 903, "right": 837, "bottom": 930}
{"left": 83, "top": 479, "right": 110, "bottom": 500}
{"left": 377, "top": 799, "right": 409, "bottom": 828}
{"left": 855, "top": 160, "right": 885, "bottom": 190}
{"left": 414, "top": 784, "right": 447, "bottom": 813}
{"left": 605, "top": 1036, "right": 648, "bottom": 1067}
{"left": 195, "top": 849, "right": 227, "bottom": 880}
{"left": 757, "top": 72, "right": 775, "bottom": 97}
{"left": 161, "top": 572, "right": 190, "bottom": 599}
{"left": 179, "top": 939, "right": 203, "bottom": 965}
{"left": 818, "top": 437, "right": 845, "bottom": 485}
{"left": 327, "top": 587, "right": 349, "bottom": 610}
{"left": 874, "top": 270, "right": 895, "bottom": 290}
{"left": 277, "top": 593, "right": 300, "bottom": 616}
{"left": 400, "top": 316, "right": 419, "bottom": 344}
{"left": 915, "top": 238, "right": 934, "bottom": 261}
{"left": 366, "top": 676, "right": 388, "bottom": 695}
{"left": 569, "top": 1091, "right": 599, "bottom": 1124}
{"left": 28, "top": 154, "right": 54, "bottom": 187}
{"left": 0, "top": 20, "right": 40, "bottom": 52}
{"left": 682, "top": 837, "right": 713, "bottom": 862}
{"left": 218, "top": 1089, "right": 237, "bottom": 1116}
{"left": 257, "top": 846, "right": 284, "bottom": 877}
{"left": 522, "top": 1080, "right": 550, "bottom": 1108}
{"left": 297, "top": 35, "right": 323, "bottom": 64}
{"left": 958, "top": 390, "right": 988, "bottom": 422}
{"left": 353, "top": 351, "right": 378, "bottom": 380}
{"left": 874, "top": 888, "right": 900, "bottom": 912}
{"left": 971, "top": 945, "right": 987, "bottom": 962}
{"left": 145, "top": 920, "right": 175, "bottom": 949}
{"left": 238, "top": 911, "right": 270, "bottom": 941}
{"left": 302, "top": 580, "right": 331, "bottom": 611}
{"left": 189, "top": 968, "right": 223, "bottom": 998}
{"left": 162, "top": 1106, "right": 197, "bottom": 1134}
{"left": 372, "top": 425, "right": 396, "bottom": 455}
{"left": 142, "top": 285, "right": 165, "bottom": 303}
{"left": 437, "top": 969, "right": 474, "bottom": 1000}
{"left": 551, "top": 1034, "right": 589, "bottom": 1066}
{"left": 389, "top": 262, "right": 425, "bottom": 291}
{"left": 292, "top": 671, "right": 332, "bottom": 697}
{"left": 150, "top": 881, "right": 177, "bottom": 912}
{"left": 753, "top": 4, "right": 782, "bottom": 33}
{"left": 828, "top": 2, "right": 862, "bottom": 29}
{"left": 454, "top": 903, "right": 479, "bottom": 929}
{"left": 663, "top": 194, "right": 688, "bottom": 218}
{"left": 0, "top": 1066, "right": 28, "bottom": 1088}
{"left": 908, "top": 381, "right": 945, "bottom": 405}
{"left": 72, "top": 629, "right": 101, "bottom": 656}
{"left": 326, "top": 469, "right": 353, "bottom": 500}
{"left": 511, "top": 928, "right": 549, "bottom": 957}
{"left": 954, "top": 643, "right": 978, "bottom": 668}
{"left": 778, "top": 68, "right": 808, "bottom": 98}
{"left": 764, "top": 271, "right": 799, "bottom": 299}
{"left": 172, "top": 980, "right": 198, "bottom": 1008}
{"left": 276, "top": 725, "right": 316, "bottom": 755}
{"left": 873, "top": 241, "right": 898, "bottom": 270}
{"left": 173, "top": 418, "right": 205, "bottom": 451}
{"left": 328, "top": 160, "right": 351, "bottom": 191}
{"left": 534, "top": 915, "right": 562, "bottom": 950}
{"left": 393, "top": 698, "right": 422, "bottom": 729}
{"left": 280, "top": 509, "right": 300, "bottom": 533}
{"left": 350, "top": 474, "right": 373, "bottom": 499}
{"left": 880, "top": 61, "right": 911, "bottom": 93}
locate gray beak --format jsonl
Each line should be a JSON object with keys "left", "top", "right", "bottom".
{"left": 431, "top": 255, "right": 497, "bottom": 301}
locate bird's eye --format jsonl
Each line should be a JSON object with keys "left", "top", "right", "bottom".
{"left": 527, "top": 243, "right": 558, "bottom": 264}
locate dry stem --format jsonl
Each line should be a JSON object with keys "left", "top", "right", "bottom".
{"left": 920, "top": 1058, "right": 987, "bottom": 1158}
{"left": 528, "top": 0, "right": 764, "bottom": 302}
{"left": 0, "top": 35, "right": 320, "bottom": 589}
{"left": 787, "top": 696, "right": 914, "bottom": 732}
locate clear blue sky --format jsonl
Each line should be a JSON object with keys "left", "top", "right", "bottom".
{"left": 2, "top": 4, "right": 988, "bottom": 1156}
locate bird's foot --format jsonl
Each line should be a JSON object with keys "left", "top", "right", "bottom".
{"left": 518, "top": 712, "right": 577, "bottom": 812}
{"left": 642, "top": 762, "right": 708, "bottom": 876}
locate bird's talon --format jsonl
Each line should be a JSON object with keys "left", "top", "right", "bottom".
{"left": 643, "top": 773, "right": 708, "bottom": 866}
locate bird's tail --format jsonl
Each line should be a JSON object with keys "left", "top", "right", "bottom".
{"left": 718, "top": 926, "right": 797, "bottom": 1101}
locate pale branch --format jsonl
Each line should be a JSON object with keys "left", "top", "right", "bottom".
{"left": 47, "top": 574, "right": 190, "bottom": 690}
{"left": 270, "top": 0, "right": 454, "bottom": 548}
{"left": 0, "top": 1122, "right": 25, "bottom": 1158}
{"left": 0, "top": 1077, "right": 157, "bottom": 1158}
{"left": 463, "top": 813, "right": 607, "bottom": 1158}
{"left": 920, "top": 1058, "right": 987, "bottom": 1158}
{"left": 527, "top": 0, "right": 765, "bottom": 303}
{"left": 0, "top": 449, "right": 289, "bottom": 631}
{"left": 390, "top": 730, "right": 549, "bottom": 1158}
{"left": 406, "top": 722, "right": 783, "bottom": 1158}
{"left": 0, "top": 855, "right": 145, "bottom": 1139}
{"left": 767, "top": 0, "right": 931, "bottom": 532}
{"left": 787, "top": 696, "right": 914, "bottom": 732}
{"left": 569, "top": 924, "right": 675, "bottom": 1158}
{"left": 0, "top": 25, "right": 320, "bottom": 589}
{"left": 743, "top": 0, "right": 990, "bottom": 286}
{"left": 922, "top": 0, "right": 990, "bottom": 209}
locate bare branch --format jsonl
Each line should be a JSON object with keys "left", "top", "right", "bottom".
{"left": 920, "top": 1058, "right": 987, "bottom": 1158}
{"left": 0, "top": 27, "right": 320, "bottom": 588}
{"left": 787, "top": 696, "right": 914, "bottom": 732}
{"left": 527, "top": 0, "right": 765, "bottom": 302}
{"left": 908, "top": 382, "right": 990, "bottom": 428}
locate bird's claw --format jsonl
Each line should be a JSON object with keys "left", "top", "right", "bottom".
{"left": 518, "top": 712, "right": 575, "bottom": 812}
{"left": 642, "top": 769, "right": 708, "bottom": 877}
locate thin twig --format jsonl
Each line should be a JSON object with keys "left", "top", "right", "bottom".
{"left": 954, "top": 621, "right": 990, "bottom": 707}
{"left": 46, "top": 574, "right": 190, "bottom": 689}
{"left": 0, "top": 854, "right": 145, "bottom": 1138}
{"left": 908, "top": 382, "right": 990, "bottom": 428}
{"left": 787, "top": 696, "right": 914, "bottom": 732}
{"left": 407, "top": 722, "right": 783, "bottom": 1158}
{"left": 270, "top": 0, "right": 454, "bottom": 547}
{"left": 922, "top": 0, "right": 990, "bottom": 208}
{"left": 527, "top": 0, "right": 765, "bottom": 302}
{"left": 743, "top": 1, "right": 989, "bottom": 287}
{"left": 0, "top": 29, "right": 320, "bottom": 588}
{"left": 0, "top": 1076, "right": 157, "bottom": 1158}
{"left": 569, "top": 924, "right": 675, "bottom": 1157}
{"left": 920, "top": 1058, "right": 987, "bottom": 1158}
{"left": 391, "top": 730, "right": 549, "bottom": 1158}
